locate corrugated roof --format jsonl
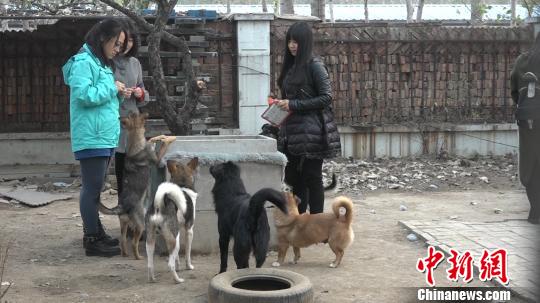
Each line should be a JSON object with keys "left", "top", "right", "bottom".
{"left": 0, "top": 19, "right": 58, "bottom": 32}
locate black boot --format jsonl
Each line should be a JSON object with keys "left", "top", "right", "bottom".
{"left": 97, "top": 219, "right": 119, "bottom": 246}
{"left": 83, "top": 222, "right": 119, "bottom": 248}
{"left": 84, "top": 234, "right": 121, "bottom": 257}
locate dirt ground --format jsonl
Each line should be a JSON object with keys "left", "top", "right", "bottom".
{"left": 0, "top": 162, "right": 535, "bottom": 303}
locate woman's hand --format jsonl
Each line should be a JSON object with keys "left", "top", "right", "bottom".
{"left": 115, "top": 81, "right": 126, "bottom": 94}
{"left": 122, "top": 87, "right": 133, "bottom": 98}
{"left": 276, "top": 99, "right": 290, "bottom": 111}
{"left": 133, "top": 87, "right": 143, "bottom": 99}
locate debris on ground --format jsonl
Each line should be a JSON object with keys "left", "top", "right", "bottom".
{"left": 322, "top": 154, "right": 518, "bottom": 194}
{"left": 0, "top": 188, "right": 72, "bottom": 207}
{"left": 406, "top": 233, "right": 418, "bottom": 241}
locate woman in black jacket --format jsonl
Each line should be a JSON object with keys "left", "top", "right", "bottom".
{"left": 275, "top": 22, "right": 341, "bottom": 214}
{"left": 510, "top": 33, "right": 540, "bottom": 224}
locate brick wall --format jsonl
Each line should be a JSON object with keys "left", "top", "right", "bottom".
{"left": 0, "top": 18, "right": 237, "bottom": 133}
{"left": 0, "top": 19, "right": 95, "bottom": 132}
{"left": 0, "top": 18, "right": 534, "bottom": 133}
{"left": 270, "top": 20, "right": 533, "bottom": 126}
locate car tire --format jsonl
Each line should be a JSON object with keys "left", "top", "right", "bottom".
{"left": 208, "top": 268, "right": 313, "bottom": 303}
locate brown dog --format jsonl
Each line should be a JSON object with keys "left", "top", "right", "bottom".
{"left": 99, "top": 112, "right": 176, "bottom": 260}
{"left": 272, "top": 192, "right": 354, "bottom": 268}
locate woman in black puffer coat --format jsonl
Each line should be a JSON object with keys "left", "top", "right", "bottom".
{"left": 274, "top": 22, "right": 341, "bottom": 214}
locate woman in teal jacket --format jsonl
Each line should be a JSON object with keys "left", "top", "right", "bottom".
{"left": 63, "top": 19, "right": 128, "bottom": 257}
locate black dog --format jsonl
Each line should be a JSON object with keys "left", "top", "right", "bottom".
{"left": 259, "top": 123, "right": 279, "bottom": 139}
{"left": 209, "top": 161, "right": 287, "bottom": 273}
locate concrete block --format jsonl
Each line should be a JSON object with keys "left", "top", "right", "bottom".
{"left": 151, "top": 135, "right": 286, "bottom": 254}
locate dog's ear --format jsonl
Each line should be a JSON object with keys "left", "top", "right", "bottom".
{"left": 294, "top": 195, "right": 301, "bottom": 206}
{"left": 166, "top": 160, "right": 177, "bottom": 174}
{"left": 140, "top": 112, "right": 149, "bottom": 120}
{"left": 187, "top": 157, "right": 199, "bottom": 170}
{"left": 120, "top": 117, "right": 130, "bottom": 128}
{"left": 209, "top": 164, "right": 220, "bottom": 178}
{"left": 224, "top": 161, "right": 240, "bottom": 175}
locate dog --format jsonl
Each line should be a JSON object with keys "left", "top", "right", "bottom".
{"left": 145, "top": 157, "right": 199, "bottom": 283}
{"left": 209, "top": 161, "right": 288, "bottom": 273}
{"left": 259, "top": 123, "right": 279, "bottom": 139}
{"left": 99, "top": 112, "right": 176, "bottom": 259}
{"left": 272, "top": 192, "right": 354, "bottom": 268}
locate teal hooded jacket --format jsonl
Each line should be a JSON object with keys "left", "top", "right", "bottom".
{"left": 62, "top": 44, "right": 121, "bottom": 153}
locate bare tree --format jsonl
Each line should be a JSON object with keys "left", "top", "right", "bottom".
{"left": 521, "top": 0, "right": 539, "bottom": 18}
{"left": 416, "top": 0, "right": 424, "bottom": 21}
{"left": 405, "top": 0, "right": 414, "bottom": 22}
{"left": 329, "top": 0, "right": 334, "bottom": 22}
{"left": 470, "top": 0, "right": 484, "bottom": 25}
{"left": 8, "top": 0, "right": 97, "bottom": 14}
{"left": 262, "top": 0, "right": 267, "bottom": 12}
{"left": 226, "top": 0, "right": 231, "bottom": 14}
{"left": 99, "top": 0, "right": 203, "bottom": 135}
{"left": 281, "top": 0, "right": 294, "bottom": 14}
{"left": 364, "top": 0, "right": 369, "bottom": 22}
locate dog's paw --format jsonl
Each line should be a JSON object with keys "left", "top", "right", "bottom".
{"left": 148, "top": 135, "right": 166, "bottom": 143}
{"left": 271, "top": 262, "right": 281, "bottom": 267}
{"left": 186, "top": 264, "right": 195, "bottom": 270}
{"left": 329, "top": 263, "right": 337, "bottom": 268}
{"left": 174, "top": 277, "right": 185, "bottom": 284}
{"left": 161, "top": 136, "right": 177, "bottom": 144}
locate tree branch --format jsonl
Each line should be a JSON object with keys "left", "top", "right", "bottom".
{"left": 98, "top": 0, "right": 153, "bottom": 32}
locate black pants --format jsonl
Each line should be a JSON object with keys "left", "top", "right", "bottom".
{"left": 114, "top": 152, "right": 126, "bottom": 195}
{"left": 519, "top": 124, "right": 540, "bottom": 221}
{"left": 284, "top": 154, "right": 324, "bottom": 214}
{"left": 79, "top": 156, "right": 110, "bottom": 235}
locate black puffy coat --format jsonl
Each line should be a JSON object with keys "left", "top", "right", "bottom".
{"left": 278, "top": 58, "right": 341, "bottom": 159}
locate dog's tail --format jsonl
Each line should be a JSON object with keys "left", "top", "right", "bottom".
{"left": 324, "top": 173, "right": 337, "bottom": 191}
{"left": 248, "top": 188, "right": 287, "bottom": 230}
{"left": 332, "top": 196, "right": 354, "bottom": 226}
{"left": 154, "top": 182, "right": 192, "bottom": 216}
{"left": 98, "top": 202, "right": 124, "bottom": 215}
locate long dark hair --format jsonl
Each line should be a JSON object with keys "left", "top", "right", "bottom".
{"left": 277, "top": 22, "right": 314, "bottom": 90}
{"left": 84, "top": 19, "right": 125, "bottom": 67}
{"left": 122, "top": 19, "right": 140, "bottom": 57}
{"left": 526, "top": 32, "right": 540, "bottom": 70}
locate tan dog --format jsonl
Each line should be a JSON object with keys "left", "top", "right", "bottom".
{"left": 273, "top": 192, "right": 354, "bottom": 268}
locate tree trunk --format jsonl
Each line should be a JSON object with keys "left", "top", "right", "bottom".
{"left": 99, "top": 0, "right": 201, "bottom": 135}
{"left": 364, "top": 0, "right": 368, "bottom": 22}
{"left": 281, "top": 0, "right": 294, "bottom": 14}
{"left": 416, "top": 0, "right": 424, "bottom": 22}
{"left": 311, "top": 0, "right": 325, "bottom": 20}
{"left": 147, "top": 32, "right": 180, "bottom": 134}
{"left": 262, "top": 0, "right": 267, "bottom": 12}
{"left": 405, "top": 0, "right": 414, "bottom": 23}
{"left": 226, "top": 0, "right": 231, "bottom": 14}
{"left": 510, "top": 0, "right": 517, "bottom": 26}
{"left": 470, "top": 0, "right": 484, "bottom": 25}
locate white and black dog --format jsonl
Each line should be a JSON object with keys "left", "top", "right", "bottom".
{"left": 145, "top": 158, "right": 198, "bottom": 283}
